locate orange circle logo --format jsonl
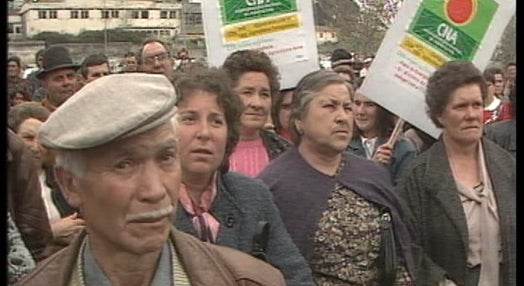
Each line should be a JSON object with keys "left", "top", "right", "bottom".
{"left": 445, "top": 0, "right": 477, "bottom": 25}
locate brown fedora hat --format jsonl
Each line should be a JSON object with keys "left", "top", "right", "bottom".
{"left": 36, "top": 46, "right": 80, "bottom": 79}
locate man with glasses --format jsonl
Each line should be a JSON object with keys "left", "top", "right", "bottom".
{"left": 138, "top": 39, "right": 175, "bottom": 81}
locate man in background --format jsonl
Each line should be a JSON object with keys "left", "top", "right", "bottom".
{"left": 36, "top": 46, "right": 81, "bottom": 112}
{"left": 80, "top": 53, "right": 110, "bottom": 84}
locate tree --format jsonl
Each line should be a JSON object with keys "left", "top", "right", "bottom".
{"left": 491, "top": 15, "right": 516, "bottom": 65}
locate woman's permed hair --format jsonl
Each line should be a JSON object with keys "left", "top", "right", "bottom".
{"left": 425, "top": 61, "right": 487, "bottom": 128}
{"left": 221, "top": 49, "right": 280, "bottom": 99}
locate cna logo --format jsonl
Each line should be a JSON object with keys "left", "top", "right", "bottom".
{"left": 445, "top": 0, "right": 477, "bottom": 25}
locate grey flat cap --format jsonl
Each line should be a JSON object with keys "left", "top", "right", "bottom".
{"left": 39, "top": 73, "right": 177, "bottom": 150}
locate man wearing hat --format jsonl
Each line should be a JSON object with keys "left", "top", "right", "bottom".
{"left": 18, "top": 73, "right": 286, "bottom": 286}
{"left": 36, "top": 46, "right": 81, "bottom": 112}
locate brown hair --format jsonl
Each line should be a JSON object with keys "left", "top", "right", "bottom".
{"left": 425, "top": 61, "right": 487, "bottom": 128}
{"left": 174, "top": 68, "right": 243, "bottom": 173}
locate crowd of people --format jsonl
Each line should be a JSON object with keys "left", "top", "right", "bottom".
{"left": 7, "top": 40, "right": 516, "bottom": 286}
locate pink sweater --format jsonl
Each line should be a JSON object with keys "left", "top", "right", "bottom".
{"left": 229, "top": 139, "right": 269, "bottom": 177}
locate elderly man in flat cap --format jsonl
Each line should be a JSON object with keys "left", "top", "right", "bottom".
{"left": 17, "top": 73, "right": 286, "bottom": 286}
{"left": 36, "top": 46, "right": 81, "bottom": 112}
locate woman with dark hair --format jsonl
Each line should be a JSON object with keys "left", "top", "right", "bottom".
{"left": 8, "top": 102, "right": 84, "bottom": 253}
{"left": 259, "top": 70, "right": 419, "bottom": 285}
{"left": 222, "top": 50, "right": 291, "bottom": 177}
{"left": 173, "top": 68, "right": 315, "bottom": 286}
{"left": 9, "top": 88, "right": 32, "bottom": 106}
{"left": 348, "top": 91, "right": 417, "bottom": 185}
{"left": 269, "top": 87, "right": 295, "bottom": 141}
{"left": 396, "top": 61, "right": 515, "bottom": 285}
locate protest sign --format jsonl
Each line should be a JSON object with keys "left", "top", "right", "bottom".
{"left": 201, "top": 0, "right": 319, "bottom": 89}
{"left": 359, "top": 0, "right": 515, "bottom": 138}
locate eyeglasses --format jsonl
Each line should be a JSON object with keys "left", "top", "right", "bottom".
{"left": 143, "top": 52, "right": 170, "bottom": 66}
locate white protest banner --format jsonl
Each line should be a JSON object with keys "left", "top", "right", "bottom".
{"left": 359, "top": 0, "right": 515, "bottom": 138}
{"left": 201, "top": 0, "right": 319, "bottom": 89}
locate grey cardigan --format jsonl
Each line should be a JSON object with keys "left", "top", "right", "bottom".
{"left": 175, "top": 171, "right": 315, "bottom": 286}
{"left": 484, "top": 119, "right": 516, "bottom": 158}
{"left": 395, "top": 137, "right": 516, "bottom": 286}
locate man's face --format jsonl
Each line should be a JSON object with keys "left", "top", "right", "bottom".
{"left": 506, "top": 65, "right": 516, "bottom": 81}
{"left": 139, "top": 42, "right": 173, "bottom": 77}
{"left": 65, "top": 123, "right": 181, "bottom": 255}
{"left": 42, "top": 68, "right": 78, "bottom": 107}
{"left": 125, "top": 56, "right": 138, "bottom": 72}
{"left": 8, "top": 61, "right": 21, "bottom": 78}
{"left": 85, "top": 63, "right": 110, "bottom": 84}
{"left": 37, "top": 55, "right": 44, "bottom": 69}
{"left": 493, "top": 73, "right": 505, "bottom": 95}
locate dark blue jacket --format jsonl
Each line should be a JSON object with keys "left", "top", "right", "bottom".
{"left": 348, "top": 135, "right": 416, "bottom": 185}
{"left": 175, "top": 171, "right": 315, "bottom": 286}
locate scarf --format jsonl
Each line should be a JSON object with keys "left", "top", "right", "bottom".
{"left": 455, "top": 142, "right": 501, "bottom": 286}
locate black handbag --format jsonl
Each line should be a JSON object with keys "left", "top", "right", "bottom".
{"left": 251, "top": 221, "right": 270, "bottom": 262}
{"left": 378, "top": 207, "right": 397, "bottom": 286}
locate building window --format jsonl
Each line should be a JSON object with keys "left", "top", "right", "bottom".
{"left": 15, "top": 26, "right": 21, "bottom": 34}
{"left": 111, "top": 10, "right": 119, "bottom": 18}
{"left": 141, "top": 10, "right": 149, "bottom": 19}
{"left": 71, "top": 10, "right": 79, "bottom": 18}
{"left": 102, "top": 10, "right": 109, "bottom": 19}
{"left": 81, "top": 10, "right": 89, "bottom": 19}
{"left": 169, "top": 11, "right": 177, "bottom": 19}
{"left": 131, "top": 10, "right": 139, "bottom": 19}
{"left": 49, "top": 11, "right": 57, "bottom": 19}
{"left": 185, "top": 13, "right": 202, "bottom": 25}
{"left": 38, "top": 10, "right": 47, "bottom": 19}
{"left": 8, "top": 24, "right": 13, "bottom": 33}
{"left": 160, "top": 11, "right": 167, "bottom": 19}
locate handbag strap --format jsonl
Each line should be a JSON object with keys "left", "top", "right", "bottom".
{"left": 378, "top": 207, "right": 397, "bottom": 286}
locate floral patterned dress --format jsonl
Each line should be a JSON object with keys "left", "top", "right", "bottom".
{"left": 310, "top": 182, "right": 414, "bottom": 285}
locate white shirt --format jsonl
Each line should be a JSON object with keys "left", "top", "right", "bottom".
{"left": 39, "top": 171, "right": 61, "bottom": 224}
{"left": 361, "top": 136, "right": 378, "bottom": 159}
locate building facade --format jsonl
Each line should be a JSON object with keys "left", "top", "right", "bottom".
{"left": 18, "top": 0, "right": 183, "bottom": 38}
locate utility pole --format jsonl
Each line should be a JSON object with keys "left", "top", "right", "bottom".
{"left": 104, "top": 0, "right": 108, "bottom": 54}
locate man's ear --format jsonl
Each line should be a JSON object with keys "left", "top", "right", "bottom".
{"left": 295, "top": 119, "right": 304, "bottom": 135}
{"left": 54, "top": 167, "right": 82, "bottom": 208}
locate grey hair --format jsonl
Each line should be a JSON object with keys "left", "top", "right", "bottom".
{"left": 54, "top": 150, "right": 88, "bottom": 178}
{"left": 54, "top": 115, "right": 180, "bottom": 178}
{"left": 289, "top": 70, "right": 354, "bottom": 145}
